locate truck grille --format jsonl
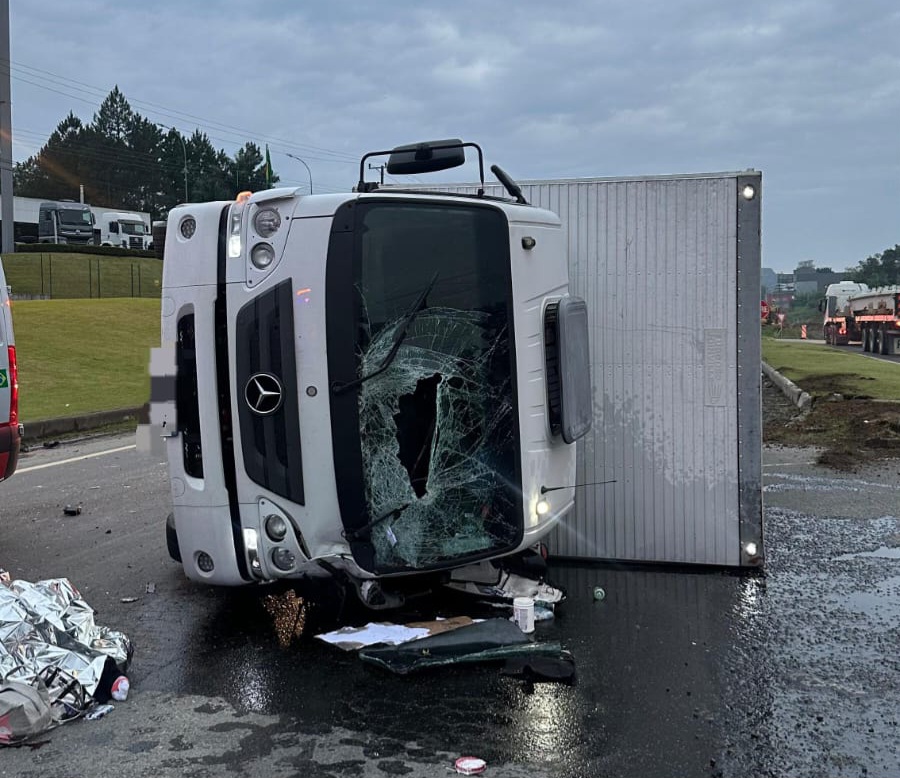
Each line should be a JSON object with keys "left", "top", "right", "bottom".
{"left": 129, "top": 236, "right": 143, "bottom": 249}
{"left": 235, "top": 280, "right": 305, "bottom": 504}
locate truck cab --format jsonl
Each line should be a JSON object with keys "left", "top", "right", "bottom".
{"left": 149, "top": 140, "right": 591, "bottom": 601}
{"left": 96, "top": 212, "right": 152, "bottom": 250}
{"left": 821, "top": 281, "right": 869, "bottom": 345}
{"left": 37, "top": 201, "right": 96, "bottom": 245}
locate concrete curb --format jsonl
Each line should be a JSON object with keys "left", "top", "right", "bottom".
{"left": 761, "top": 362, "right": 812, "bottom": 410}
{"left": 23, "top": 406, "right": 145, "bottom": 441}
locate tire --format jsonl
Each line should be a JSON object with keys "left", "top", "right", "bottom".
{"left": 873, "top": 328, "right": 882, "bottom": 354}
{"left": 881, "top": 327, "right": 890, "bottom": 355}
{"left": 863, "top": 328, "right": 871, "bottom": 352}
{"left": 165, "top": 512, "right": 182, "bottom": 563}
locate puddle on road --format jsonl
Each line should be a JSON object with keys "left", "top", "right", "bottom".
{"left": 834, "top": 546, "right": 900, "bottom": 561}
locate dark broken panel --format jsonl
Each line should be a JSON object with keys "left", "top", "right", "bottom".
{"left": 357, "top": 307, "right": 518, "bottom": 569}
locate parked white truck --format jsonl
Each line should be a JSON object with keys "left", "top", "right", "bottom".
{"left": 821, "top": 282, "right": 900, "bottom": 354}
{"left": 95, "top": 211, "right": 152, "bottom": 250}
{"left": 146, "top": 139, "right": 592, "bottom": 605}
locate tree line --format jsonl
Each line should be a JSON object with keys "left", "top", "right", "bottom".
{"left": 846, "top": 245, "right": 900, "bottom": 288}
{"left": 14, "top": 87, "right": 278, "bottom": 220}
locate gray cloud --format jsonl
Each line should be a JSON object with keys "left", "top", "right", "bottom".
{"left": 9, "top": 0, "right": 900, "bottom": 269}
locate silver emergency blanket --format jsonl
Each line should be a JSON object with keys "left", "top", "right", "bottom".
{"left": 0, "top": 576, "right": 131, "bottom": 700}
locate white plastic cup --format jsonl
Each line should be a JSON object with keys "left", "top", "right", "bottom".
{"left": 513, "top": 596, "right": 535, "bottom": 633}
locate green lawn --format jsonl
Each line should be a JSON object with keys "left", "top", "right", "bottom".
{"left": 762, "top": 339, "right": 900, "bottom": 400}
{"left": 13, "top": 298, "right": 160, "bottom": 421}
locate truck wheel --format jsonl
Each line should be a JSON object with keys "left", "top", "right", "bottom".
{"left": 873, "top": 329, "right": 881, "bottom": 354}
{"left": 165, "top": 512, "right": 182, "bottom": 563}
{"left": 881, "top": 327, "right": 890, "bottom": 355}
{"left": 863, "top": 329, "right": 871, "bottom": 352}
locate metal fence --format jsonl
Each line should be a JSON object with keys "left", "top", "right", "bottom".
{"left": 2, "top": 252, "right": 162, "bottom": 299}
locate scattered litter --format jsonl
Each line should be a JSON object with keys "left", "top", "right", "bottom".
{"left": 446, "top": 573, "right": 565, "bottom": 607}
{"left": 110, "top": 676, "right": 129, "bottom": 702}
{"left": 120, "top": 597, "right": 138, "bottom": 604}
{"left": 84, "top": 704, "right": 114, "bottom": 721}
{"left": 534, "top": 606, "right": 554, "bottom": 622}
{"left": 316, "top": 617, "right": 477, "bottom": 651}
{"left": 262, "top": 589, "right": 308, "bottom": 648}
{"left": 144, "top": 582, "right": 156, "bottom": 595}
{"left": 42, "top": 441, "right": 60, "bottom": 449}
{"left": 593, "top": 586, "right": 606, "bottom": 601}
{"left": 359, "top": 618, "right": 564, "bottom": 675}
{"left": 454, "top": 756, "right": 487, "bottom": 775}
{"left": 512, "top": 597, "right": 535, "bottom": 633}
{"left": 317, "top": 623, "right": 428, "bottom": 651}
{"left": 62, "top": 505, "right": 82, "bottom": 517}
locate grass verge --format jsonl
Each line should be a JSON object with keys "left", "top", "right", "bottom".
{"left": 762, "top": 340, "right": 900, "bottom": 400}
{"left": 762, "top": 339, "right": 900, "bottom": 469}
{"left": 13, "top": 298, "right": 160, "bottom": 421}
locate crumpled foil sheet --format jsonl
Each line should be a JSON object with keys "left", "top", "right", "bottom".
{"left": 0, "top": 576, "right": 131, "bottom": 699}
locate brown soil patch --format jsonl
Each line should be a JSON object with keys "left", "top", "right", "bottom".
{"left": 763, "top": 377, "right": 900, "bottom": 471}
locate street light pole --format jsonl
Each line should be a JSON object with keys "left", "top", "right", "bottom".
{"left": 156, "top": 123, "right": 189, "bottom": 202}
{"left": 284, "top": 153, "right": 313, "bottom": 194}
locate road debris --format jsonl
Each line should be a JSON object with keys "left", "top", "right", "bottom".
{"left": 0, "top": 572, "right": 132, "bottom": 744}
{"left": 454, "top": 756, "right": 487, "bottom": 775}
{"left": 62, "top": 505, "right": 82, "bottom": 516}
{"left": 262, "top": 589, "right": 308, "bottom": 648}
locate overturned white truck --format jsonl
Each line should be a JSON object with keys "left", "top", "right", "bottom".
{"left": 149, "top": 140, "right": 592, "bottom": 603}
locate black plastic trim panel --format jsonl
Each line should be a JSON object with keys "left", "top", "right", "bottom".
{"left": 235, "top": 280, "right": 305, "bottom": 505}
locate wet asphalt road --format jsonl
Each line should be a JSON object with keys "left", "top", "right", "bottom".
{"left": 1, "top": 435, "right": 899, "bottom": 777}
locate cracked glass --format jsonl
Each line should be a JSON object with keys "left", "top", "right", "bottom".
{"left": 352, "top": 202, "right": 520, "bottom": 569}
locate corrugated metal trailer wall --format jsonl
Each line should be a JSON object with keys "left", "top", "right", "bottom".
{"left": 402, "top": 172, "right": 763, "bottom": 567}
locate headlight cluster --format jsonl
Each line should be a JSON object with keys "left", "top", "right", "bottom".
{"left": 250, "top": 206, "right": 283, "bottom": 270}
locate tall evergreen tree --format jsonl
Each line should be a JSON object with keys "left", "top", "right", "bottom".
{"left": 13, "top": 87, "right": 280, "bottom": 219}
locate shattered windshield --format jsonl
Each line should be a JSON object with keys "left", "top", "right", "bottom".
{"left": 347, "top": 202, "right": 520, "bottom": 571}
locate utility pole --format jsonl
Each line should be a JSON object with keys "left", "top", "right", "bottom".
{"left": 284, "top": 153, "right": 313, "bottom": 194}
{"left": 368, "top": 163, "right": 385, "bottom": 185}
{"left": 0, "top": 0, "right": 14, "bottom": 253}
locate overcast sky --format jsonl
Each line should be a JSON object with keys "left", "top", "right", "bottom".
{"left": 9, "top": 0, "right": 900, "bottom": 273}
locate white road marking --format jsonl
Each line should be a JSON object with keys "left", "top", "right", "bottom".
{"left": 18, "top": 444, "right": 137, "bottom": 474}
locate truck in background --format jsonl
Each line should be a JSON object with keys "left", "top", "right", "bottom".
{"left": 95, "top": 211, "right": 152, "bottom": 250}
{"left": 821, "top": 282, "right": 900, "bottom": 354}
{"left": 37, "top": 201, "right": 96, "bottom": 245}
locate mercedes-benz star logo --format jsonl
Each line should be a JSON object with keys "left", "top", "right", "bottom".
{"left": 245, "top": 372, "right": 284, "bottom": 416}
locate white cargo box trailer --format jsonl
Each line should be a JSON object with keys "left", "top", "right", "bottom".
{"left": 402, "top": 172, "right": 763, "bottom": 568}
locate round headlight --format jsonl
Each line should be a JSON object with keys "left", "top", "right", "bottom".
{"left": 253, "top": 207, "right": 281, "bottom": 238}
{"left": 265, "top": 514, "right": 288, "bottom": 542}
{"left": 196, "top": 551, "right": 214, "bottom": 572}
{"left": 250, "top": 242, "right": 276, "bottom": 269}
{"left": 271, "top": 547, "right": 296, "bottom": 572}
{"left": 179, "top": 216, "right": 196, "bottom": 239}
